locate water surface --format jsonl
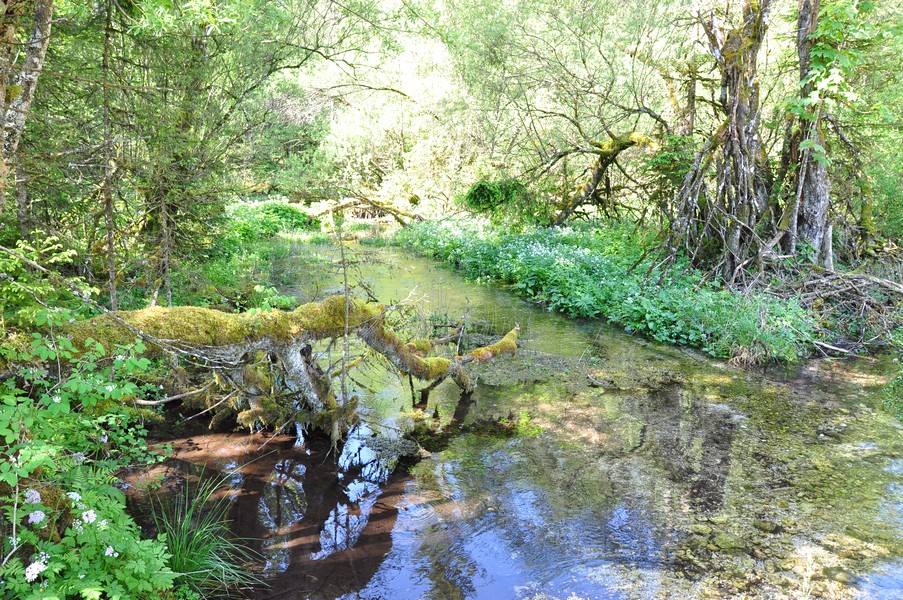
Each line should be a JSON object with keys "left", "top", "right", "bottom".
{"left": 137, "top": 244, "right": 903, "bottom": 599}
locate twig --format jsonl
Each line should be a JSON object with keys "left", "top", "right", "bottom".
{"left": 133, "top": 381, "right": 215, "bottom": 406}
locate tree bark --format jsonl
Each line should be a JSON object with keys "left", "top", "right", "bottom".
{"left": 790, "top": 0, "right": 832, "bottom": 263}
{"left": 15, "top": 162, "right": 28, "bottom": 239}
{"left": 102, "top": 0, "right": 117, "bottom": 310}
{"left": 671, "top": 1, "right": 773, "bottom": 282}
{"left": 0, "top": 0, "right": 25, "bottom": 200}
{"left": 1, "top": 0, "right": 52, "bottom": 192}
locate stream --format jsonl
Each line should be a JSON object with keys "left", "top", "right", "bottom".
{"left": 129, "top": 244, "right": 903, "bottom": 599}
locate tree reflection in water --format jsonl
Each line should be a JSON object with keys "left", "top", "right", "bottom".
{"left": 148, "top": 430, "right": 409, "bottom": 598}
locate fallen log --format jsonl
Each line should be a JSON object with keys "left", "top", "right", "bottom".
{"left": 3, "top": 295, "right": 519, "bottom": 442}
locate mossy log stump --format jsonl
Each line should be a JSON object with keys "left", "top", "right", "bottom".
{"left": 7, "top": 296, "right": 518, "bottom": 441}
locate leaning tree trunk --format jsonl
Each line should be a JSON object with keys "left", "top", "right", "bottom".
{"left": 670, "top": 1, "right": 773, "bottom": 284}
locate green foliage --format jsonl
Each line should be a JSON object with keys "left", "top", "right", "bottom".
{"left": 224, "top": 200, "right": 320, "bottom": 245}
{"left": 398, "top": 220, "right": 816, "bottom": 363}
{"left": 784, "top": 0, "right": 879, "bottom": 166}
{"left": 462, "top": 178, "right": 549, "bottom": 227}
{"left": 642, "top": 135, "right": 697, "bottom": 205}
{"left": 161, "top": 237, "right": 319, "bottom": 312}
{"left": 151, "top": 474, "right": 260, "bottom": 598}
{"left": 0, "top": 318, "right": 175, "bottom": 598}
{"left": 0, "top": 237, "right": 95, "bottom": 328}
{"left": 112, "top": 200, "right": 324, "bottom": 311}
{"left": 463, "top": 179, "right": 521, "bottom": 212}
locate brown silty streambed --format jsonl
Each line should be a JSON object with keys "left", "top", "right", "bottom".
{"left": 126, "top": 244, "right": 903, "bottom": 599}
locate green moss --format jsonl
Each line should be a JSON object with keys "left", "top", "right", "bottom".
{"left": 471, "top": 326, "right": 519, "bottom": 361}
{"left": 60, "top": 296, "right": 384, "bottom": 355}
{"left": 421, "top": 356, "right": 452, "bottom": 379}
{"left": 405, "top": 338, "right": 434, "bottom": 355}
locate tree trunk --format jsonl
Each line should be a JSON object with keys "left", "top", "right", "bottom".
{"left": 795, "top": 130, "right": 831, "bottom": 259}
{"left": 790, "top": 0, "right": 832, "bottom": 263}
{"left": 1, "top": 0, "right": 52, "bottom": 192}
{"left": 0, "top": 0, "right": 26, "bottom": 199}
{"left": 671, "top": 1, "right": 773, "bottom": 283}
{"left": 102, "top": 0, "right": 117, "bottom": 310}
{"left": 15, "top": 162, "right": 28, "bottom": 240}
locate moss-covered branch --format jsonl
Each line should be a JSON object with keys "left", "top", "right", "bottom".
{"left": 553, "top": 132, "right": 655, "bottom": 225}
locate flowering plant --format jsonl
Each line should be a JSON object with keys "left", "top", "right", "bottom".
{"left": 0, "top": 313, "right": 175, "bottom": 598}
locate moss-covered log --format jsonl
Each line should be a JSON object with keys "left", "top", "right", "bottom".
{"left": 3, "top": 295, "right": 519, "bottom": 441}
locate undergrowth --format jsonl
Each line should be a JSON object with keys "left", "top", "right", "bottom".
{"left": 398, "top": 219, "right": 816, "bottom": 363}
{"left": 117, "top": 199, "right": 326, "bottom": 312}
{"left": 0, "top": 318, "right": 175, "bottom": 598}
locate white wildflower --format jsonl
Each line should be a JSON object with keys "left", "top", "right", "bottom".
{"left": 66, "top": 491, "right": 81, "bottom": 502}
{"left": 81, "top": 509, "right": 97, "bottom": 524}
{"left": 24, "top": 559, "right": 46, "bottom": 582}
{"left": 105, "top": 384, "right": 115, "bottom": 393}
{"left": 24, "top": 489, "right": 41, "bottom": 504}
{"left": 52, "top": 395, "right": 61, "bottom": 404}
{"left": 104, "top": 546, "right": 115, "bottom": 557}
{"left": 28, "top": 511, "right": 45, "bottom": 525}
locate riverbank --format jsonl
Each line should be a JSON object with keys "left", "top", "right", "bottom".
{"left": 121, "top": 243, "right": 903, "bottom": 599}
{"left": 397, "top": 219, "right": 820, "bottom": 365}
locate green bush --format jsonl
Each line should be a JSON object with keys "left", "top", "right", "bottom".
{"left": 397, "top": 219, "right": 816, "bottom": 363}
{"left": 464, "top": 179, "right": 529, "bottom": 213}
{"left": 225, "top": 200, "right": 320, "bottom": 245}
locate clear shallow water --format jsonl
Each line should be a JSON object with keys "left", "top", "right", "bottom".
{"left": 135, "top": 244, "right": 903, "bottom": 599}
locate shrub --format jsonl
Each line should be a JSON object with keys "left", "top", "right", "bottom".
{"left": 461, "top": 179, "right": 547, "bottom": 226}
{"left": 225, "top": 200, "right": 320, "bottom": 245}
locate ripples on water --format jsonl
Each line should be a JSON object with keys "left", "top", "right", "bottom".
{"left": 133, "top": 246, "right": 903, "bottom": 599}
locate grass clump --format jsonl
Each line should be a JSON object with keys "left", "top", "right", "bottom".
{"left": 151, "top": 474, "right": 261, "bottom": 598}
{"left": 398, "top": 219, "right": 816, "bottom": 364}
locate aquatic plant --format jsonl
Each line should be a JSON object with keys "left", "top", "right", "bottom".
{"left": 151, "top": 474, "right": 261, "bottom": 598}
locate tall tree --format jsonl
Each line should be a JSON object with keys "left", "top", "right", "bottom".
{"left": 0, "top": 0, "right": 53, "bottom": 197}
{"left": 670, "top": 0, "right": 774, "bottom": 283}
